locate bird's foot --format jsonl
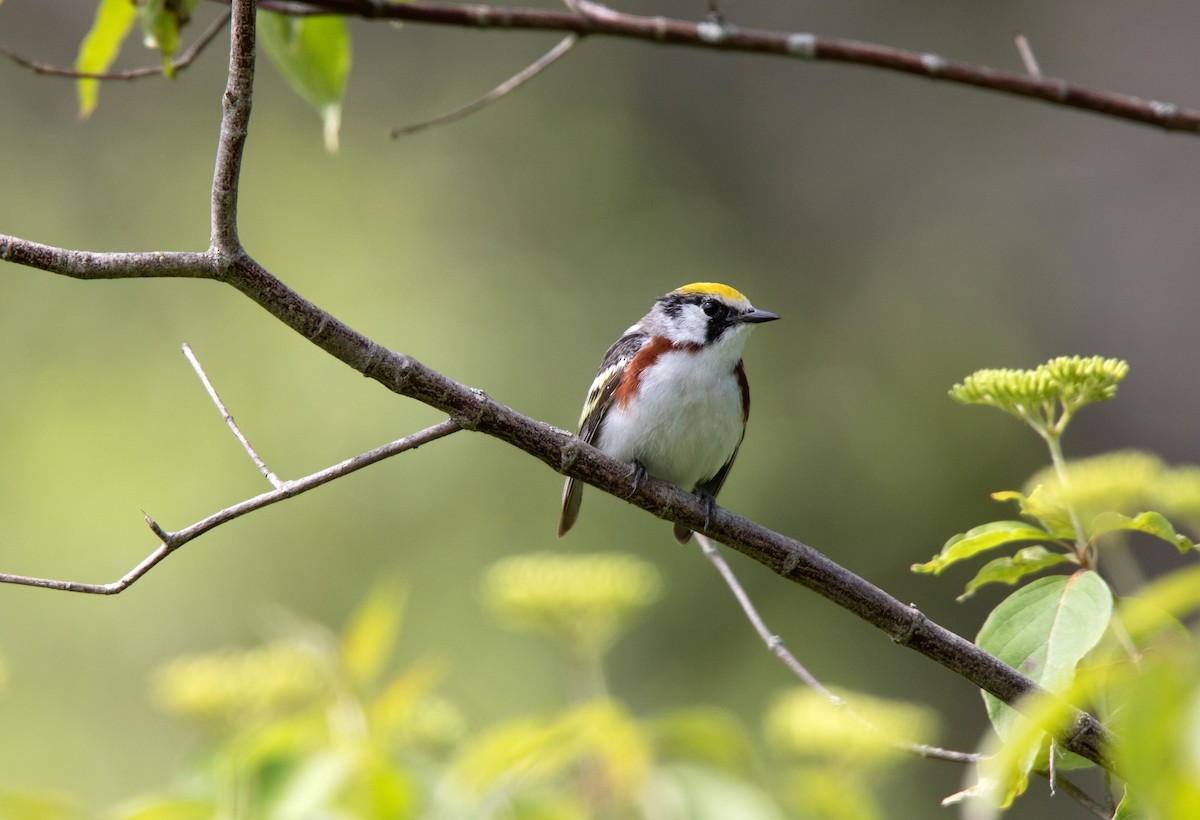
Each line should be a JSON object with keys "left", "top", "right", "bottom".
{"left": 626, "top": 460, "right": 647, "bottom": 499}
{"left": 696, "top": 488, "right": 717, "bottom": 532}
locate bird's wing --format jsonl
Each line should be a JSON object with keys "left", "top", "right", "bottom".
{"left": 558, "top": 332, "right": 647, "bottom": 537}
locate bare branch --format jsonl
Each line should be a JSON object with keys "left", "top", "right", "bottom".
{"left": 391, "top": 34, "right": 579, "bottom": 138}
{"left": 0, "top": 238, "right": 215, "bottom": 280}
{"left": 695, "top": 534, "right": 832, "bottom": 695}
{"left": 211, "top": 0, "right": 257, "bottom": 253}
{"left": 239, "top": 0, "right": 1200, "bottom": 135}
{"left": 695, "top": 534, "right": 981, "bottom": 766}
{"left": 182, "top": 343, "right": 282, "bottom": 488}
{"left": 0, "top": 419, "right": 461, "bottom": 595}
{"left": 0, "top": 10, "right": 230, "bottom": 81}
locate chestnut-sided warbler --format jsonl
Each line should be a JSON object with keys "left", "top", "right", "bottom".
{"left": 558, "top": 282, "right": 779, "bottom": 543}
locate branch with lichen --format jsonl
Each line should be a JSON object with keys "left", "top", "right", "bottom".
{"left": 244, "top": 0, "right": 1200, "bottom": 136}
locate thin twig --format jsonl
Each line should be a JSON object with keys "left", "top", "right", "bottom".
{"left": 391, "top": 34, "right": 578, "bottom": 137}
{"left": 0, "top": 419, "right": 461, "bottom": 595}
{"left": 1014, "top": 34, "right": 1043, "bottom": 80}
{"left": 695, "top": 533, "right": 832, "bottom": 696}
{"left": 1048, "top": 737, "right": 1059, "bottom": 794}
{"left": 694, "top": 533, "right": 980, "bottom": 765}
{"left": 182, "top": 342, "right": 281, "bottom": 487}
{"left": 0, "top": 11, "right": 230, "bottom": 80}
{"left": 1052, "top": 773, "right": 1114, "bottom": 819}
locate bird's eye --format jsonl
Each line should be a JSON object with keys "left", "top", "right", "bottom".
{"left": 701, "top": 298, "right": 722, "bottom": 317}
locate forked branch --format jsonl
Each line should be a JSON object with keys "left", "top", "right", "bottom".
{"left": 0, "top": 0, "right": 1121, "bottom": 775}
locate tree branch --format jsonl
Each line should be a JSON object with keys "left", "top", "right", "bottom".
{"left": 211, "top": 0, "right": 256, "bottom": 253}
{"left": 241, "top": 0, "right": 1200, "bottom": 135}
{"left": 0, "top": 0, "right": 1120, "bottom": 775}
{"left": 0, "top": 239, "right": 214, "bottom": 280}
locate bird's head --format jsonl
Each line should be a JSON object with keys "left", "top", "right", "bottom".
{"left": 642, "top": 282, "right": 780, "bottom": 348}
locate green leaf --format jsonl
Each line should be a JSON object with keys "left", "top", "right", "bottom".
{"left": 1112, "top": 788, "right": 1148, "bottom": 820}
{"left": 340, "top": 581, "right": 406, "bottom": 687}
{"left": 649, "top": 763, "right": 786, "bottom": 820}
{"left": 975, "top": 571, "right": 1113, "bottom": 798}
{"left": 1092, "top": 510, "right": 1194, "bottom": 554}
{"left": 992, "top": 487, "right": 1076, "bottom": 539}
{"left": 956, "top": 546, "right": 1073, "bottom": 601}
{"left": 139, "top": 0, "right": 199, "bottom": 74}
{"left": 105, "top": 796, "right": 215, "bottom": 820}
{"left": 257, "top": 11, "right": 351, "bottom": 153}
{"left": 1113, "top": 564, "right": 1200, "bottom": 646}
{"left": 911, "top": 521, "right": 1053, "bottom": 574}
{"left": 0, "top": 791, "right": 79, "bottom": 820}
{"left": 650, "top": 707, "right": 758, "bottom": 773}
{"left": 765, "top": 687, "right": 939, "bottom": 767}
{"left": 978, "top": 571, "right": 1113, "bottom": 703}
{"left": 75, "top": 0, "right": 139, "bottom": 119}
{"left": 1111, "top": 648, "right": 1200, "bottom": 820}
{"left": 453, "top": 700, "right": 651, "bottom": 802}
{"left": 368, "top": 657, "right": 446, "bottom": 733}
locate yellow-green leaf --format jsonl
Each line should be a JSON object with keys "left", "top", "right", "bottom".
{"left": 956, "top": 546, "right": 1073, "bottom": 601}
{"left": 340, "top": 581, "right": 406, "bottom": 687}
{"left": 103, "top": 796, "right": 215, "bottom": 820}
{"left": 1111, "top": 649, "right": 1200, "bottom": 820}
{"left": 911, "top": 521, "right": 1053, "bottom": 574}
{"left": 453, "top": 700, "right": 651, "bottom": 802}
{"left": 139, "top": 0, "right": 198, "bottom": 74}
{"left": 1091, "top": 510, "right": 1194, "bottom": 554}
{"left": 257, "top": 11, "right": 351, "bottom": 153}
{"left": 75, "top": 0, "right": 138, "bottom": 118}
{"left": 651, "top": 707, "right": 758, "bottom": 773}
{"left": 992, "top": 486, "right": 1076, "bottom": 539}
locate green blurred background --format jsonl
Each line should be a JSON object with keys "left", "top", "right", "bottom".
{"left": 1, "top": 0, "right": 1198, "bottom": 815}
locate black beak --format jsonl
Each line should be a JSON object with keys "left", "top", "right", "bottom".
{"left": 739, "top": 307, "right": 781, "bottom": 324}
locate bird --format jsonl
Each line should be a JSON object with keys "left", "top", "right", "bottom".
{"left": 558, "top": 282, "right": 780, "bottom": 544}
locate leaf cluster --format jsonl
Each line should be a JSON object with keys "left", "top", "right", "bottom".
{"left": 922, "top": 357, "right": 1200, "bottom": 817}
{"left": 76, "top": 2, "right": 349, "bottom": 150}
{"left": 948, "top": 356, "right": 1128, "bottom": 438}
{"left": 0, "top": 556, "right": 938, "bottom": 819}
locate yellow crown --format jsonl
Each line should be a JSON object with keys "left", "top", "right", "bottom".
{"left": 675, "top": 282, "right": 749, "bottom": 303}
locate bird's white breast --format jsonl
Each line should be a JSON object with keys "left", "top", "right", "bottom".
{"left": 597, "top": 333, "right": 748, "bottom": 489}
